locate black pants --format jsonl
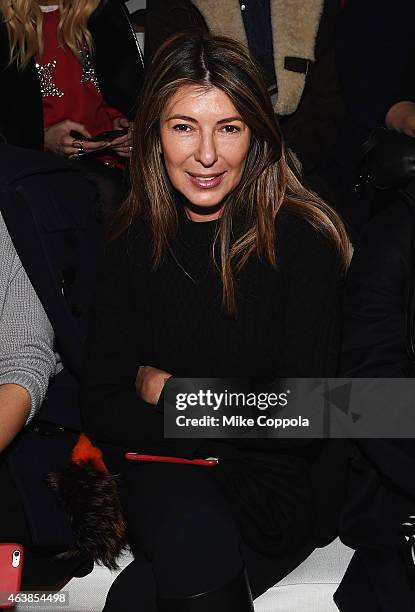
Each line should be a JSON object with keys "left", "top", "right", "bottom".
{"left": 103, "top": 463, "right": 317, "bottom": 611}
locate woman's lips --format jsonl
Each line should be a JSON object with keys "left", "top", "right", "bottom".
{"left": 186, "top": 172, "right": 226, "bottom": 189}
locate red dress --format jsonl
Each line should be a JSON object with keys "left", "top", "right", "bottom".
{"left": 36, "top": 6, "right": 124, "bottom": 166}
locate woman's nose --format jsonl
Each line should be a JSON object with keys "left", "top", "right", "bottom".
{"left": 194, "top": 133, "right": 218, "bottom": 167}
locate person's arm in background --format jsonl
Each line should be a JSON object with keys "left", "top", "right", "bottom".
{"left": 336, "top": 0, "right": 415, "bottom": 145}
{"left": 340, "top": 201, "right": 412, "bottom": 377}
{"left": 386, "top": 102, "right": 415, "bottom": 137}
{"left": 0, "top": 219, "right": 57, "bottom": 452}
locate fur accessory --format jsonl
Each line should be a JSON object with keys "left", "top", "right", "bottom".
{"left": 48, "top": 433, "right": 127, "bottom": 570}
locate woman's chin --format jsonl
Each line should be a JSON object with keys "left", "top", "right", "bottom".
{"left": 179, "top": 194, "right": 224, "bottom": 220}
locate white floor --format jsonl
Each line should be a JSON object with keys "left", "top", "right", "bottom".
{"left": 14, "top": 539, "right": 353, "bottom": 612}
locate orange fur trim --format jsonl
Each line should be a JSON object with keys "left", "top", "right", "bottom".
{"left": 71, "top": 433, "right": 108, "bottom": 473}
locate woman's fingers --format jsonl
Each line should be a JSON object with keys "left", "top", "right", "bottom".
{"left": 113, "top": 116, "right": 131, "bottom": 130}
{"left": 80, "top": 140, "right": 110, "bottom": 151}
{"left": 62, "top": 135, "right": 110, "bottom": 157}
{"left": 65, "top": 120, "right": 92, "bottom": 139}
{"left": 111, "top": 132, "right": 132, "bottom": 147}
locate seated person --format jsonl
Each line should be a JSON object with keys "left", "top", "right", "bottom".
{"left": 82, "top": 33, "right": 352, "bottom": 611}
{"left": 0, "top": 210, "right": 57, "bottom": 453}
{"left": 336, "top": 0, "right": 415, "bottom": 227}
{"left": 0, "top": 211, "right": 83, "bottom": 589}
{"left": 145, "top": 0, "right": 345, "bottom": 201}
{"left": 0, "top": 143, "right": 103, "bottom": 589}
{"left": 0, "top": 0, "right": 144, "bottom": 215}
{"left": 335, "top": 192, "right": 415, "bottom": 611}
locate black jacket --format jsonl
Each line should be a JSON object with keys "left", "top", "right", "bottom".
{"left": 0, "top": 0, "right": 144, "bottom": 150}
{"left": 341, "top": 199, "right": 414, "bottom": 377}
{"left": 145, "top": 0, "right": 344, "bottom": 174}
{"left": 336, "top": 0, "right": 415, "bottom": 150}
{"left": 337, "top": 198, "right": 415, "bottom": 610}
{"left": 0, "top": 144, "right": 104, "bottom": 548}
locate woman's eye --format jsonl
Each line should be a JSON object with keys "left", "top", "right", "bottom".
{"left": 173, "top": 124, "right": 192, "bottom": 132}
{"left": 221, "top": 125, "right": 241, "bottom": 134}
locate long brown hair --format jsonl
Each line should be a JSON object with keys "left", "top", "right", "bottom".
{"left": 118, "top": 33, "right": 351, "bottom": 315}
{"left": 1, "top": 0, "right": 101, "bottom": 69}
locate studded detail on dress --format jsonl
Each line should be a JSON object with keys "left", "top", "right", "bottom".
{"left": 35, "top": 60, "right": 64, "bottom": 97}
{"left": 80, "top": 47, "right": 100, "bottom": 91}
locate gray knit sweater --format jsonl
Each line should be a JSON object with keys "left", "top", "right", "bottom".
{"left": 0, "top": 212, "right": 58, "bottom": 423}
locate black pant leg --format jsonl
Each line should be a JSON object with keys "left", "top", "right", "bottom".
{"left": 103, "top": 553, "right": 158, "bottom": 612}
{"left": 103, "top": 462, "right": 318, "bottom": 610}
{"left": 118, "top": 463, "right": 244, "bottom": 598}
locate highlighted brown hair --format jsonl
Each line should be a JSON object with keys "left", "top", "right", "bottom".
{"left": 117, "top": 33, "right": 351, "bottom": 315}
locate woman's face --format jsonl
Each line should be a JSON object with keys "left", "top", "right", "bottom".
{"left": 160, "top": 85, "right": 251, "bottom": 220}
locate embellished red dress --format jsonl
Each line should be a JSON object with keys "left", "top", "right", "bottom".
{"left": 36, "top": 5, "right": 124, "bottom": 168}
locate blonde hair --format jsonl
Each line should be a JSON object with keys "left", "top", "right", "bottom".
{"left": 1, "top": 0, "right": 102, "bottom": 68}
{"left": 117, "top": 33, "right": 352, "bottom": 316}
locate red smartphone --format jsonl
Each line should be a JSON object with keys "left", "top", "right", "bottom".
{"left": 125, "top": 453, "right": 218, "bottom": 467}
{"left": 0, "top": 544, "right": 24, "bottom": 609}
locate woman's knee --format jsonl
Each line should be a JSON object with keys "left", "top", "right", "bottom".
{"left": 120, "top": 465, "right": 244, "bottom": 597}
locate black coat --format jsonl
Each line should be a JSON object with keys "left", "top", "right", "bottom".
{"left": 336, "top": 0, "right": 415, "bottom": 150}
{"left": 0, "top": 144, "right": 104, "bottom": 548}
{"left": 341, "top": 198, "right": 414, "bottom": 377}
{"left": 337, "top": 198, "right": 415, "bottom": 610}
{"left": 145, "top": 0, "right": 344, "bottom": 174}
{"left": 0, "top": 0, "right": 144, "bottom": 150}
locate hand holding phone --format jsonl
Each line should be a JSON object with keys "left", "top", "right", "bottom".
{"left": 69, "top": 128, "right": 128, "bottom": 143}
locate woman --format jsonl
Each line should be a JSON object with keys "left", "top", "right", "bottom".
{"left": 0, "top": 212, "right": 57, "bottom": 453}
{"left": 0, "top": 204, "right": 92, "bottom": 589}
{"left": 335, "top": 195, "right": 415, "bottom": 611}
{"left": 82, "top": 33, "right": 352, "bottom": 610}
{"left": 144, "top": 0, "right": 351, "bottom": 229}
{"left": 0, "top": 0, "right": 144, "bottom": 214}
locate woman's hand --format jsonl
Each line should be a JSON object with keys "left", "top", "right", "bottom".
{"left": 135, "top": 366, "right": 172, "bottom": 405}
{"left": 44, "top": 120, "right": 109, "bottom": 157}
{"left": 110, "top": 116, "right": 134, "bottom": 158}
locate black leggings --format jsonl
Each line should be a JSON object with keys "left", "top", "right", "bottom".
{"left": 103, "top": 463, "right": 317, "bottom": 611}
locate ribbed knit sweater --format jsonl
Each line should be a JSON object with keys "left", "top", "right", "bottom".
{"left": 82, "top": 205, "right": 345, "bottom": 557}
{"left": 0, "top": 212, "right": 57, "bottom": 423}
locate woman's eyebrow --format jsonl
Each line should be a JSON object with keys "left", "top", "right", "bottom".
{"left": 216, "top": 116, "right": 243, "bottom": 124}
{"left": 165, "top": 115, "right": 197, "bottom": 122}
{"left": 165, "top": 115, "right": 243, "bottom": 124}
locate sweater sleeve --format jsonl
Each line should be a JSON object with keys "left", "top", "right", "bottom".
{"left": 276, "top": 214, "right": 344, "bottom": 377}
{"left": 81, "top": 232, "right": 164, "bottom": 448}
{"left": 0, "top": 251, "right": 56, "bottom": 424}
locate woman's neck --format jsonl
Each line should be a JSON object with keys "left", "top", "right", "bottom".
{"left": 39, "top": 0, "right": 59, "bottom": 6}
{"left": 183, "top": 202, "right": 224, "bottom": 223}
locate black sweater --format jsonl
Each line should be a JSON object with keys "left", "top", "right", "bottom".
{"left": 81, "top": 205, "right": 346, "bottom": 555}
{"left": 82, "top": 207, "right": 343, "bottom": 453}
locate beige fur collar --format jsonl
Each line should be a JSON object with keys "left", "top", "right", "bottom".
{"left": 191, "top": 0, "right": 324, "bottom": 115}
